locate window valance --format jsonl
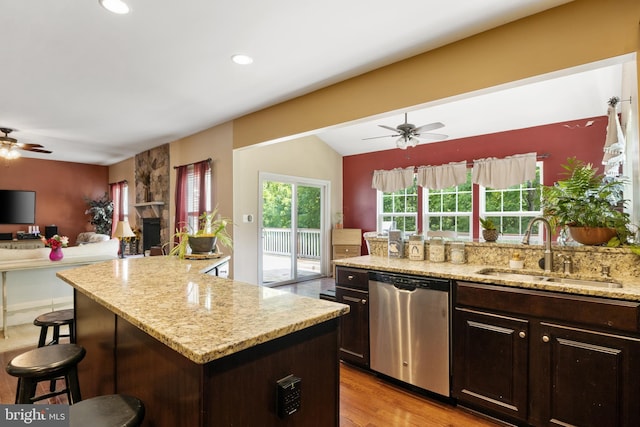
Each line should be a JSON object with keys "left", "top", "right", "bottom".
{"left": 372, "top": 152, "right": 539, "bottom": 192}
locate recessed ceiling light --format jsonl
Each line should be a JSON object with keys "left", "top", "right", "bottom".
{"left": 231, "top": 54, "right": 254, "bottom": 65}
{"left": 99, "top": 0, "right": 130, "bottom": 14}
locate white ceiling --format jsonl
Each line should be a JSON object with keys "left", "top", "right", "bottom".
{"left": 317, "top": 59, "right": 630, "bottom": 156}
{"left": 0, "top": 0, "right": 613, "bottom": 166}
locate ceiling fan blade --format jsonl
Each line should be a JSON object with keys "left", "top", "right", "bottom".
{"left": 24, "top": 147, "right": 52, "bottom": 154}
{"left": 378, "top": 125, "right": 400, "bottom": 132}
{"left": 413, "top": 122, "right": 444, "bottom": 133}
{"left": 363, "top": 134, "right": 400, "bottom": 140}
{"left": 414, "top": 132, "right": 448, "bottom": 141}
{"left": 18, "top": 143, "right": 44, "bottom": 149}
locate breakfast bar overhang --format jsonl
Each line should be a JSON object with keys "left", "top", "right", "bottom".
{"left": 57, "top": 257, "right": 348, "bottom": 426}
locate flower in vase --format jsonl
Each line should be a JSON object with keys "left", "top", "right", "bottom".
{"left": 42, "top": 234, "right": 69, "bottom": 250}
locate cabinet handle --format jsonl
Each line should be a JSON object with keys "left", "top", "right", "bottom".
{"left": 347, "top": 275, "right": 354, "bottom": 280}
{"left": 519, "top": 331, "right": 526, "bottom": 339}
{"left": 542, "top": 335, "right": 550, "bottom": 343}
{"left": 361, "top": 299, "right": 367, "bottom": 304}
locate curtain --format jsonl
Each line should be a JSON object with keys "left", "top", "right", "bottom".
{"left": 416, "top": 161, "right": 467, "bottom": 189}
{"left": 193, "top": 160, "right": 210, "bottom": 215}
{"left": 371, "top": 167, "right": 415, "bottom": 192}
{"left": 174, "top": 165, "right": 189, "bottom": 238}
{"left": 472, "top": 152, "right": 537, "bottom": 189}
{"left": 109, "top": 181, "right": 127, "bottom": 236}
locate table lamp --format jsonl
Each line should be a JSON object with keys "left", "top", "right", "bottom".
{"left": 114, "top": 220, "right": 136, "bottom": 258}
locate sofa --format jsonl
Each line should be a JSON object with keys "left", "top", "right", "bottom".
{"left": 0, "top": 238, "right": 120, "bottom": 332}
{"left": 75, "top": 231, "right": 111, "bottom": 245}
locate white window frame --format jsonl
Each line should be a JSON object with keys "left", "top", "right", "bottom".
{"left": 376, "top": 182, "right": 418, "bottom": 235}
{"left": 422, "top": 170, "right": 473, "bottom": 240}
{"left": 479, "top": 161, "right": 544, "bottom": 242}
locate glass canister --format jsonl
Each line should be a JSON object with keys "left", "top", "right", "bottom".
{"left": 450, "top": 241, "right": 466, "bottom": 264}
{"left": 428, "top": 237, "right": 445, "bottom": 262}
{"left": 408, "top": 234, "right": 425, "bottom": 260}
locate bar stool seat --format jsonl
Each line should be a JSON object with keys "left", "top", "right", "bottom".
{"left": 70, "top": 394, "right": 145, "bottom": 427}
{"left": 34, "top": 308, "right": 76, "bottom": 347}
{"left": 5, "top": 343, "right": 85, "bottom": 404}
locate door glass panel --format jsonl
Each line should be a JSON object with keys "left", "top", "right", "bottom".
{"left": 296, "top": 185, "right": 321, "bottom": 280}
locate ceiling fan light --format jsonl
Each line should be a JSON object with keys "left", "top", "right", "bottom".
{"left": 0, "top": 146, "right": 8, "bottom": 158}
{"left": 7, "top": 148, "right": 20, "bottom": 159}
{"left": 396, "top": 137, "right": 408, "bottom": 150}
{"left": 99, "top": 0, "right": 130, "bottom": 14}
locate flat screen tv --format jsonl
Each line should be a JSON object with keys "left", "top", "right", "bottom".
{"left": 0, "top": 190, "right": 36, "bottom": 224}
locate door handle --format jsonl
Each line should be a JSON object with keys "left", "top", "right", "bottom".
{"left": 542, "top": 335, "right": 550, "bottom": 343}
{"left": 519, "top": 331, "right": 526, "bottom": 339}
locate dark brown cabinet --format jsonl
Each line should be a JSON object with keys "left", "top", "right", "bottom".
{"left": 453, "top": 281, "right": 640, "bottom": 427}
{"left": 453, "top": 307, "right": 529, "bottom": 422}
{"left": 335, "top": 266, "right": 369, "bottom": 367}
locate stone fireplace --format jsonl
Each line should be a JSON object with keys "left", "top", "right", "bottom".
{"left": 134, "top": 145, "right": 170, "bottom": 248}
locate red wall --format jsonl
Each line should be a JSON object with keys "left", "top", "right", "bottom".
{"left": 343, "top": 116, "right": 608, "bottom": 243}
{"left": 0, "top": 157, "right": 109, "bottom": 242}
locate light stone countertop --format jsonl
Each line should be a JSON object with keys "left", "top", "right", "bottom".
{"left": 57, "top": 256, "right": 348, "bottom": 364}
{"left": 335, "top": 255, "right": 640, "bottom": 302}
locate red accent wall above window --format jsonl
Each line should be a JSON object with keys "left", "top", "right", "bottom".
{"left": 342, "top": 116, "right": 608, "bottom": 242}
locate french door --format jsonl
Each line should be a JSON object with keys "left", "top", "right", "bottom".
{"left": 259, "top": 173, "right": 329, "bottom": 286}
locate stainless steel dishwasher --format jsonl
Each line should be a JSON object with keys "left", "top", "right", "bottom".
{"left": 369, "top": 271, "right": 450, "bottom": 397}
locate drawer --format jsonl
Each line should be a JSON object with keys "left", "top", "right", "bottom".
{"left": 336, "top": 267, "right": 369, "bottom": 290}
{"left": 456, "top": 281, "right": 640, "bottom": 334}
{"left": 333, "top": 245, "right": 361, "bottom": 258}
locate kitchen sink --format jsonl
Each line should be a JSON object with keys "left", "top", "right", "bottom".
{"left": 476, "top": 268, "right": 623, "bottom": 288}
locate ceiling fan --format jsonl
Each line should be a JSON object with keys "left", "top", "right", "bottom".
{"left": 0, "top": 128, "right": 52, "bottom": 159}
{"left": 363, "top": 113, "right": 448, "bottom": 149}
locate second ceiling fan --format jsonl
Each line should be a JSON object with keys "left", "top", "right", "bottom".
{"left": 364, "top": 113, "right": 448, "bottom": 149}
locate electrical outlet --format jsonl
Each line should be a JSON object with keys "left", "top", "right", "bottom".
{"left": 276, "top": 374, "right": 301, "bottom": 418}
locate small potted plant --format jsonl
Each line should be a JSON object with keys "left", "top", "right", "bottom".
{"left": 479, "top": 217, "right": 499, "bottom": 242}
{"left": 541, "top": 157, "right": 631, "bottom": 245}
{"left": 169, "top": 207, "right": 233, "bottom": 258}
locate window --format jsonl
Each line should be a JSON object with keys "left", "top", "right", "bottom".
{"left": 423, "top": 170, "right": 472, "bottom": 239}
{"left": 185, "top": 164, "right": 211, "bottom": 232}
{"left": 480, "top": 162, "right": 543, "bottom": 240}
{"left": 377, "top": 181, "right": 418, "bottom": 234}
{"left": 175, "top": 160, "right": 212, "bottom": 234}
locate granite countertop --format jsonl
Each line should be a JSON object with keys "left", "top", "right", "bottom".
{"left": 335, "top": 255, "right": 640, "bottom": 302}
{"left": 57, "top": 257, "right": 348, "bottom": 364}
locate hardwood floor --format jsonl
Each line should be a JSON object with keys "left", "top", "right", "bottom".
{"left": 0, "top": 277, "right": 503, "bottom": 425}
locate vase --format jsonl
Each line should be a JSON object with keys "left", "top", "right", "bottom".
{"left": 49, "top": 247, "right": 64, "bottom": 261}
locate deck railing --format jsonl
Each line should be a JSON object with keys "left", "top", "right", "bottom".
{"left": 263, "top": 228, "right": 321, "bottom": 259}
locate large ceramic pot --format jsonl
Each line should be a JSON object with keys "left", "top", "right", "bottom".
{"left": 568, "top": 226, "right": 617, "bottom": 245}
{"left": 187, "top": 236, "right": 217, "bottom": 254}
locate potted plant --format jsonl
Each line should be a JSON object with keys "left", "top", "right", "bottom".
{"left": 541, "top": 157, "right": 631, "bottom": 245}
{"left": 479, "top": 217, "right": 499, "bottom": 242}
{"left": 84, "top": 193, "right": 114, "bottom": 235}
{"left": 169, "top": 207, "right": 233, "bottom": 258}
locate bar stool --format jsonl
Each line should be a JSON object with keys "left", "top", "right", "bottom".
{"left": 5, "top": 343, "right": 85, "bottom": 404}
{"left": 70, "top": 394, "right": 145, "bottom": 427}
{"left": 34, "top": 308, "right": 76, "bottom": 347}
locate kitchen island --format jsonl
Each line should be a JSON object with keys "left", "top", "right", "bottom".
{"left": 57, "top": 256, "right": 348, "bottom": 427}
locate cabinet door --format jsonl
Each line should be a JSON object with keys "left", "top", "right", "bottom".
{"left": 531, "top": 322, "right": 640, "bottom": 427}
{"left": 453, "top": 307, "right": 529, "bottom": 422}
{"left": 336, "top": 286, "right": 369, "bottom": 367}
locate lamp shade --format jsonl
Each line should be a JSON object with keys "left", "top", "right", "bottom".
{"left": 114, "top": 220, "right": 136, "bottom": 238}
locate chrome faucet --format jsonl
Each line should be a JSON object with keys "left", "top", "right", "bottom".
{"left": 522, "top": 217, "right": 553, "bottom": 273}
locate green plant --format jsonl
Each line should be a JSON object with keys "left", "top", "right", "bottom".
{"left": 479, "top": 217, "right": 498, "bottom": 231}
{"left": 169, "top": 207, "right": 233, "bottom": 258}
{"left": 84, "top": 193, "right": 114, "bottom": 235}
{"left": 541, "top": 157, "right": 631, "bottom": 245}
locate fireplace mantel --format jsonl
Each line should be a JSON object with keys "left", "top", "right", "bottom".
{"left": 133, "top": 201, "right": 164, "bottom": 218}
